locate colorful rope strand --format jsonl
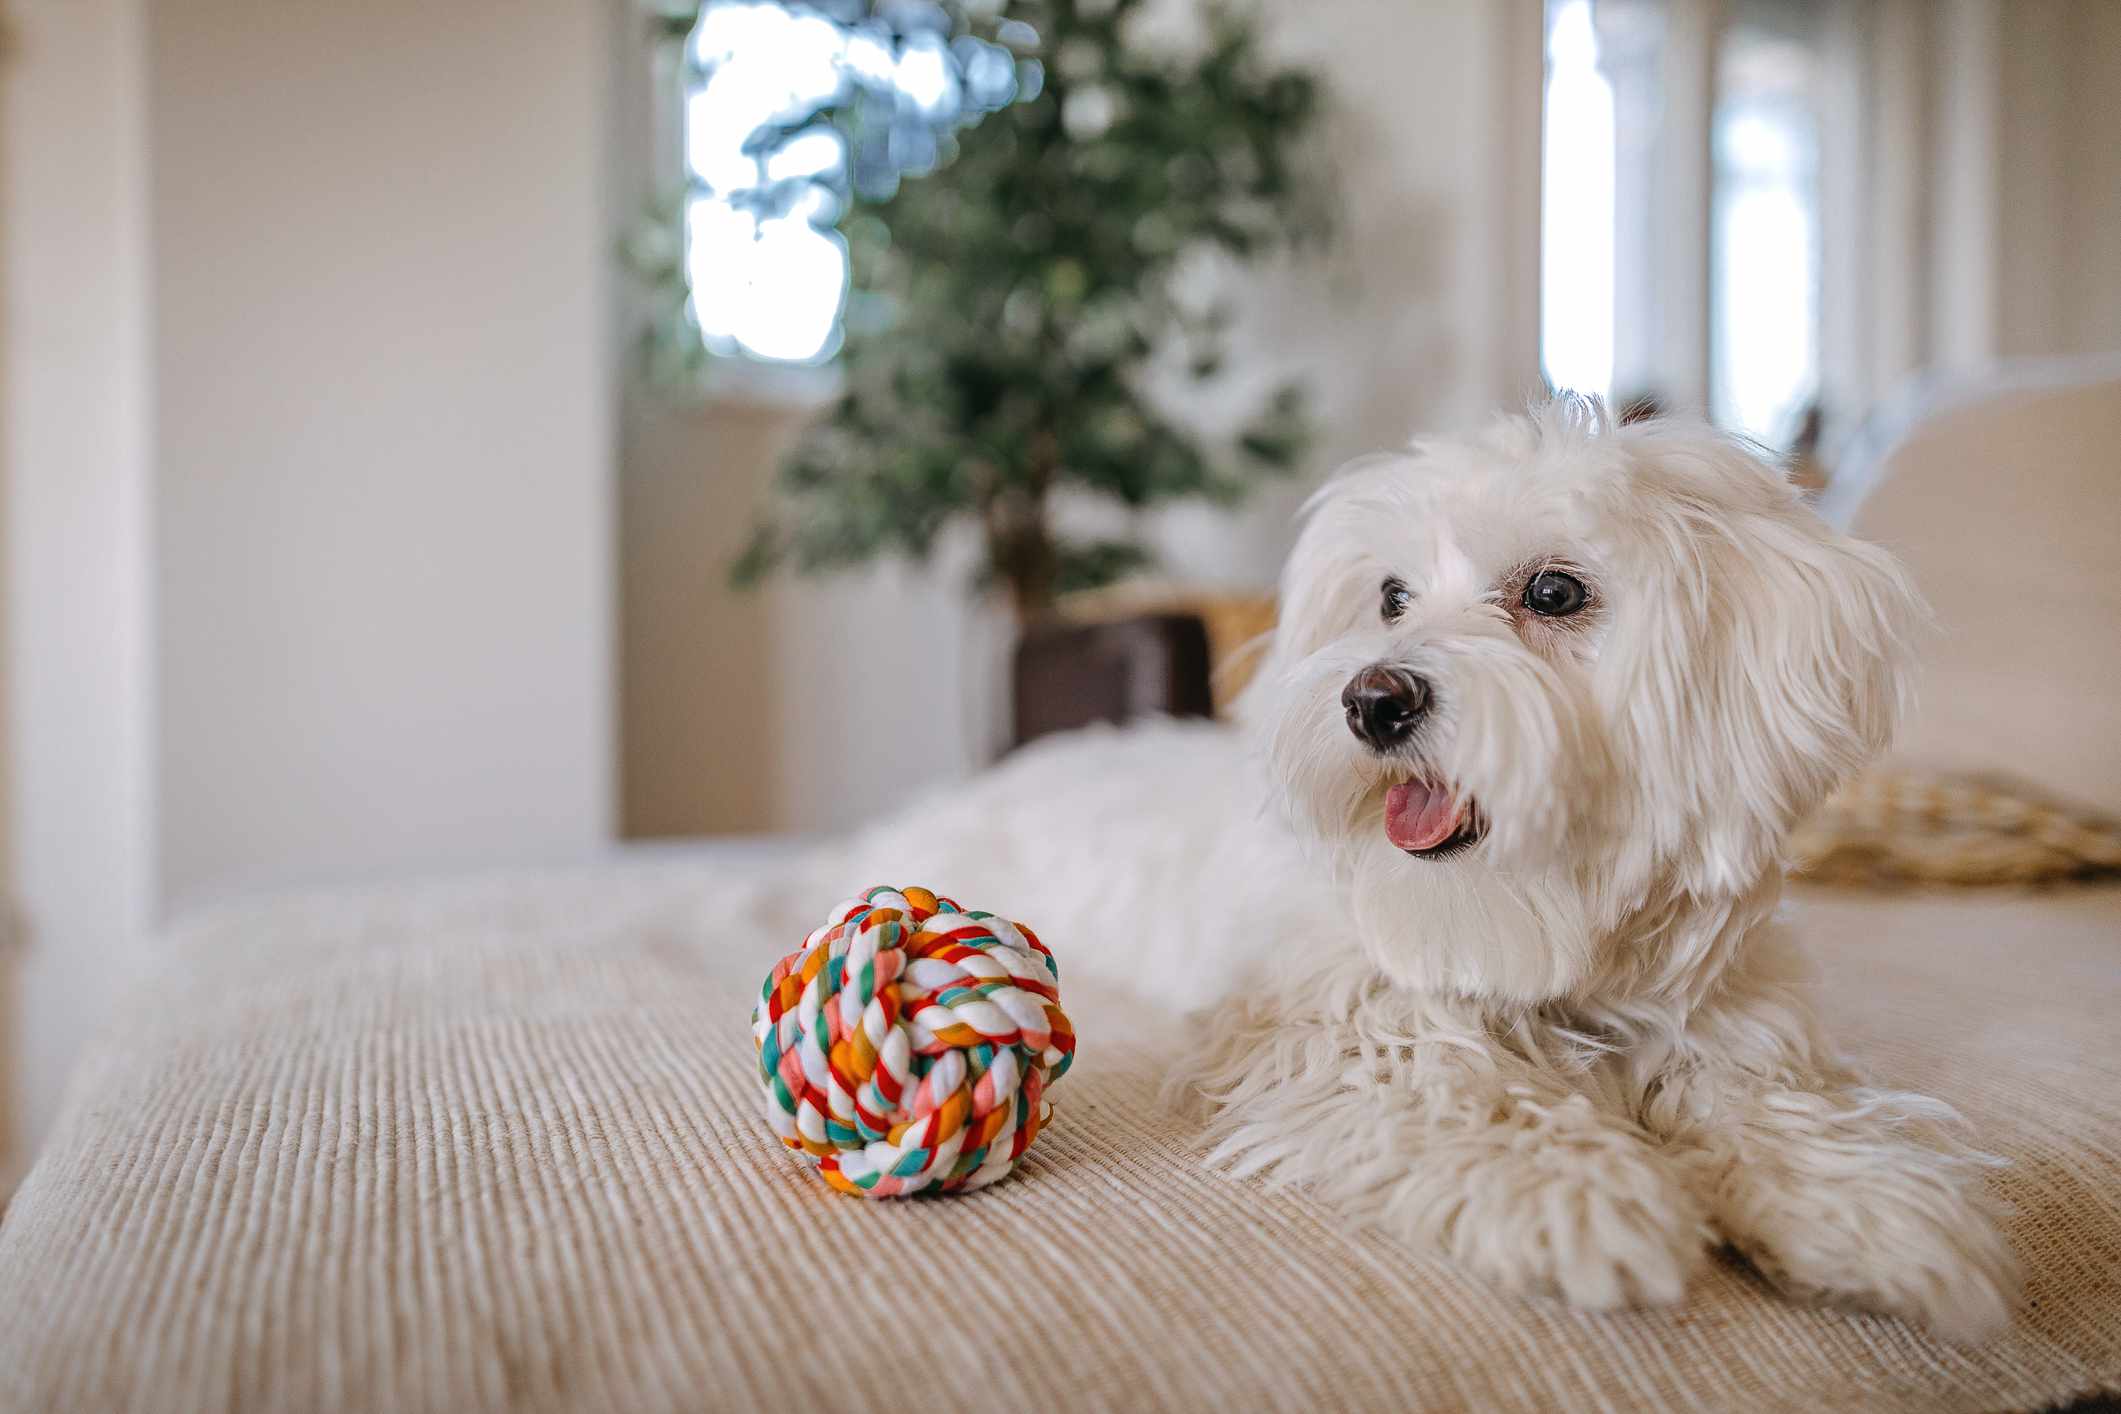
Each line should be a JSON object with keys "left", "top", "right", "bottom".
{"left": 752, "top": 885, "right": 1076, "bottom": 1197}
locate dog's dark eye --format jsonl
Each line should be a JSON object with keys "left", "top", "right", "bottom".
{"left": 1523, "top": 569, "right": 1588, "bottom": 618}
{"left": 1381, "top": 577, "right": 1412, "bottom": 623}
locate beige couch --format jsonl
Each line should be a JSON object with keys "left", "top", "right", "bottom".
{"left": 0, "top": 869, "right": 2116, "bottom": 1414}
{"left": 1843, "top": 372, "right": 2121, "bottom": 814}
{"left": 3, "top": 382, "right": 2118, "bottom": 1413}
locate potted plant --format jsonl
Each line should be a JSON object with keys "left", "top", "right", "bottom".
{"left": 650, "top": 0, "right": 1331, "bottom": 739}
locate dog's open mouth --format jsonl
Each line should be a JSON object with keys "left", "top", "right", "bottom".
{"left": 1384, "top": 780, "right": 1485, "bottom": 857}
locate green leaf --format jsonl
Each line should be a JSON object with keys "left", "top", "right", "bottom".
{"left": 1051, "top": 538, "right": 1157, "bottom": 596}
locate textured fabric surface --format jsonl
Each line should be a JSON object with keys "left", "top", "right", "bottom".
{"left": 1791, "top": 768, "right": 2121, "bottom": 887}
{"left": 1, "top": 864, "right": 2117, "bottom": 1414}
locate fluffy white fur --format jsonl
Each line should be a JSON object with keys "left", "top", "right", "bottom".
{"left": 808, "top": 402, "right": 2019, "bottom": 1342}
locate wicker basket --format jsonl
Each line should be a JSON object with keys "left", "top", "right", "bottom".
{"left": 1792, "top": 769, "right": 2121, "bottom": 888}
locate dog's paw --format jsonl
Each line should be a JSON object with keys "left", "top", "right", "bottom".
{"left": 1706, "top": 1150, "right": 2022, "bottom": 1343}
{"left": 1379, "top": 1095, "right": 1710, "bottom": 1310}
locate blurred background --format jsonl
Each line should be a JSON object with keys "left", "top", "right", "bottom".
{"left": 2, "top": 0, "right": 2117, "bottom": 1179}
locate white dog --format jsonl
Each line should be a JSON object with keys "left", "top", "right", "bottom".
{"left": 821, "top": 401, "right": 2018, "bottom": 1341}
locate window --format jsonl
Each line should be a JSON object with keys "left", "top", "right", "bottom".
{"left": 1538, "top": 0, "right": 1826, "bottom": 447}
{"left": 1541, "top": 0, "right": 1617, "bottom": 404}
{"left": 1710, "top": 6, "right": 1823, "bottom": 442}
{"left": 679, "top": 1, "right": 1029, "bottom": 365}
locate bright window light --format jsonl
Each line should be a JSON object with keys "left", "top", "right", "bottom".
{"left": 680, "top": 2, "right": 1026, "bottom": 365}
{"left": 1710, "top": 26, "right": 1822, "bottom": 442}
{"left": 1541, "top": 0, "right": 1617, "bottom": 404}
{"left": 894, "top": 37, "right": 957, "bottom": 116}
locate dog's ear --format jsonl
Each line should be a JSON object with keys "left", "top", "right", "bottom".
{"left": 1609, "top": 484, "right": 1924, "bottom": 896}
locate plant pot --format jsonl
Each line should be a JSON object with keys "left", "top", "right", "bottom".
{"left": 1008, "top": 612, "right": 1215, "bottom": 750}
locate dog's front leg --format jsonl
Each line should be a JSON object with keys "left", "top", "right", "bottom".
{"left": 1646, "top": 1002, "right": 2021, "bottom": 1342}
{"left": 1192, "top": 993, "right": 1709, "bottom": 1310}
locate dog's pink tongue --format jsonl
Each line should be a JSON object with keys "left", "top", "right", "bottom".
{"left": 1385, "top": 781, "right": 1463, "bottom": 852}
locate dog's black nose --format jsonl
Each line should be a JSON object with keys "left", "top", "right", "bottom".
{"left": 1341, "top": 666, "right": 1430, "bottom": 750}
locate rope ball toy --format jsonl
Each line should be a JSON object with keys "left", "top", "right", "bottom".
{"left": 752, "top": 885, "right": 1076, "bottom": 1197}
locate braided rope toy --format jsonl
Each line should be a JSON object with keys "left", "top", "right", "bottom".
{"left": 752, "top": 885, "right": 1076, "bottom": 1197}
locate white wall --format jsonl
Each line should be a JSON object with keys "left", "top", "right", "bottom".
{"left": 2, "top": 0, "right": 155, "bottom": 1172}
{"left": 1827, "top": 0, "right": 2121, "bottom": 422}
{"left": 148, "top": 0, "right": 617, "bottom": 909}
{"left": 4, "top": 0, "right": 618, "bottom": 1169}
{"left": 2060, "top": 3, "right": 2121, "bottom": 357}
{"left": 1995, "top": 0, "right": 2121, "bottom": 362}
